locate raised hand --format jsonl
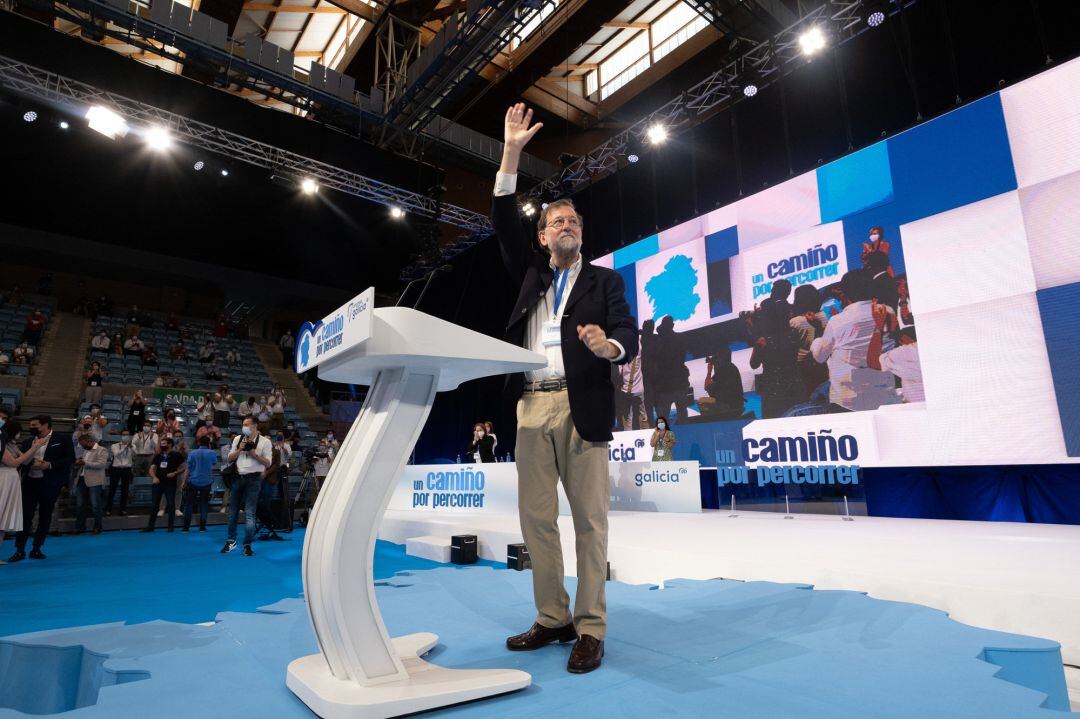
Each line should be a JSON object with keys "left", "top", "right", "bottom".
{"left": 504, "top": 103, "right": 543, "bottom": 151}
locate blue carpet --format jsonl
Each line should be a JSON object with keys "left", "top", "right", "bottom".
{"left": 0, "top": 528, "right": 1071, "bottom": 718}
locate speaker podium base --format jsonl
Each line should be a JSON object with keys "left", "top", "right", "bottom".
{"left": 286, "top": 633, "right": 531, "bottom": 719}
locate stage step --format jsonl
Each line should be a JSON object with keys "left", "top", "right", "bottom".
{"left": 405, "top": 535, "right": 452, "bottom": 564}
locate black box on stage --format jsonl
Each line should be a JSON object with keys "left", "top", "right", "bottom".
{"left": 450, "top": 535, "right": 477, "bottom": 565}
{"left": 507, "top": 543, "right": 531, "bottom": 571}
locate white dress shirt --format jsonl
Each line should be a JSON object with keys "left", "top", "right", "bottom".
{"left": 495, "top": 171, "right": 625, "bottom": 383}
{"left": 810, "top": 301, "right": 894, "bottom": 410}
{"left": 231, "top": 433, "right": 272, "bottom": 475}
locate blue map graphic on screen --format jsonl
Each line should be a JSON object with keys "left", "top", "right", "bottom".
{"left": 644, "top": 255, "right": 700, "bottom": 321}
{"left": 299, "top": 335, "right": 310, "bottom": 366}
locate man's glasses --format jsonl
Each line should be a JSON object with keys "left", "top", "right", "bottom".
{"left": 546, "top": 216, "right": 581, "bottom": 230}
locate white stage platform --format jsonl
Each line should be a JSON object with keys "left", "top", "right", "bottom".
{"left": 380, "top": 509, "right": 1080, "bottom": 679}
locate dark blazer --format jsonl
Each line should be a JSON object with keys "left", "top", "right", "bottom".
{"left": 21, "top": 431, "right": 75, "bottom": 487}
{"left": 492, "top": 193, "right": 638, "bottom": 442}
{"left": 468, "top": 435, "right": 496, "bottom": 463}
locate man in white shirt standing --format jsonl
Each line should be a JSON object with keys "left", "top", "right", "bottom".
{"left": 132, "top": 421, "right": 160, "bottom": 478}
{"left": 222, "top": 416, "right": 272, "bottom": 556}
{"left": 810, "top": 270, "right": 899, "bottom": 412}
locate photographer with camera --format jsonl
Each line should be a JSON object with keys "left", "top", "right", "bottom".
{"left": 222, "top": 416, "right": 272, "bottom": 556}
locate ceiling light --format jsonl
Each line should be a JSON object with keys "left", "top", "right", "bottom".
{"left": 867, "top": 10, "right": 885, "bottom": 27}
{"left": 389, "top": 206, "right": 405, "bottom": 219}
{"left": 23, "top": 111, "right": 37, "bottom": 123}
{"left": 798, "top": 27, "right": 827, "bottom": 56}
{"left": 220, "top": 169, "right": 229, "bottom": 176}
{"left": 301, "top": 177, "right": 319, "bottom": 195}
{"left": 627, "top": 152, "right": 639, "bottom": 164}
{"left": 59, "top": 120, "right": 70, "bottom": 130}
{"left": 144, "top": 125, "right": 173, "bottom": 151}
{"left": 86, "top": 105, "right": 128, "bottom": 139}
{"left": 646, "top": 123, "right": 668, "bottom": 145}
{"left": 193, "top": 160, "right": 204, "bottom": 171}
{"left": 522, "top": 202, "right": 536, "bottom": 217}
{"left": 743, "top": 84, "right": 758, "bottom": 98}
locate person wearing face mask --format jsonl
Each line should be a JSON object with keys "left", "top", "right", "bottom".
{"left": 284, "top": 423, "right": 302, "bottom": 451}
{"left": 492, "top": 104, "right": 638, "bottom": 673}
{"left": 255, "top": 397, "right": 273, "bottom": 435}
{"left": 182, "top": 435, "right": 218, "bottom": 532}
{"left": 325, "top": 430, "right": 339, "bottom": 453}
{"left": 123, "top": 334, "right": 145, "bottom": 357}
{"left": 212, "top": 387, "right": 234, "bottom": 429}
{"left": 256, "top": 433, "right": 288, "bottom": 541}
{"left": 74, "top": 434, "right": 109, "bottom": 535}
{"left": 126, "top": 390, "right": 147, "bottom": 435}
{"left": 106, "top": 430, "right": 135, "bottom": 516}
{"left": 0, "top": 409, "right": 48, "bottom": 563}
{"left": 196, "top": 393, "right": 214, "bottom": 431}
{"left": 13, "top": 341, "right": 34, "bottom": 366}
{"left": 312, "top": 439, "right": 333, "bottom": 489}
{"left": 141, "top": 437, "right": 186, "bottom": 533}
{"left": 649, "top": 420, "right": 677, "bottom": 462}
{"left": 237, "top": 396, "right": 257, "bottom": 422}
{"left": 84, "top": 362, "right": 107, "bottom": 405}
{"left": 468, "top": 423, "right": 496, "bottom": 463}
{"left": 155, "top": 410, "right": 181, "bottom": 438}
{"left": 131, "top": 422, "right": 159, "bottom": 479}
{"left": 268, "top": 390, "right": 286, "bottom": 431}
{"left": 9, "top": 415, "right": 75, "bottom": 562}
{"left": 223, "top": 417, "right": 273, "bottom": 555}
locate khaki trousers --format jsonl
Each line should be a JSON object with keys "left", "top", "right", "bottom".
{"left": 516, "top": 389, "right": 610, "bottom": 640}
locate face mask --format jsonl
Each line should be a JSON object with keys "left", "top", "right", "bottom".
{"left": 242, "top": 426, "right": 253, "bottom": 436}
{"left": 122, "top": 436, "right": 131, "bottom": 443}
{"left": 287, "top": 426, "right": 294, "bottom": 431}
{"left": 658, "top": 423, "right": 666, "bottom": 430}
{"left": 143, "top": 427, "right": 151, "bottom": 433}
{"left": 327, "top": 433, "right": 334, "bottom": 440}
{"left": 91, "top": 409, "right": 100, "bottom": 416}
{"left": 260, "top": 398, "right": 267, "bottom": 404}
{"left": 870, "top": 233, "right": 881, "bottom": 242}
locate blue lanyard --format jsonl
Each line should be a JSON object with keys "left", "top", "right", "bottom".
{"left": 551, "top": 268, "right": 570, "bottom": 320}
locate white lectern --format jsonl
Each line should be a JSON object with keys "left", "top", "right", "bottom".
{"left": 287, "top": 306, "right": 547, "bottom": 719}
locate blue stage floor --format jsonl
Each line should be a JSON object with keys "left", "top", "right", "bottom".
{"left": 0, "top": 527, "right": 1071, "bottom": 717}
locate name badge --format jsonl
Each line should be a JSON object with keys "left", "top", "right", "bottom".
{"left": 541, "top": 321, "right": 562, "bottom": 347}
{"left": 160, "top": 461, "right": 169, "bottom": 468}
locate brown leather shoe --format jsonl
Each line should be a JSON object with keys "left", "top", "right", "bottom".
{"left": 567, "top": 634, "right": 604, "bottom": 674}
{"left": 506, "top": 622, "right": 577, "bottom": 651}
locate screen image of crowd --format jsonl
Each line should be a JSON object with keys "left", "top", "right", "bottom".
{"left": 610, "top": 225, "right": 921, "bottom": 430}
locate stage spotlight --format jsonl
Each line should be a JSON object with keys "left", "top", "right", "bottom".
{"left": 867, "top": 10, "right": 885, "bottom": 27}
{"left": 301, "top": 177, "right": 319, "bottom": 195}
{"left": 86, "top": 105, "right": 128, "bottom": 139}
{"left": 646, "top": 123, "right": 668, "bottom": 145}
{"left": 220, "top": 168, "right": 229, "bottom": 176}
{"left": 798, "top": 26, "right": 827, "bottom": 56}
{"left": 59, "top": 121, "right": 70, "bottom": 130}
{"left": 522, "top": 202, "right": 536, "bottom": 217}
{"left": 23, "top": 111, "right": 37, "bottom": 123}
{"left": 144, "top": 125, "right": 173, "bottom": 151}
{"left": 390, "top": 206, "right": 405, "bottom": 219}
{"left": 743, "top": 83, "right": 758, "bottom": 98}
{"left": 627, "top": 152, "right": 639, "bottom": 164}
{"left": 193, "top": 160, "right": 205, "bottom": 171}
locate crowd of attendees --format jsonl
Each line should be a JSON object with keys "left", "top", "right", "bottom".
{"left": 0, "top": 283, "right": 339, "bottom": 563}
{"left": 611, "top": 227, "right": 923, "bottom": 427}
{"left": 0, "top": 286, "right": 51, "bottom": 376}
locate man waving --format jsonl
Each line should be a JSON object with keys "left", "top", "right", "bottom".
{"left": 493, "top": 103, "right": 637, "bottom": 674}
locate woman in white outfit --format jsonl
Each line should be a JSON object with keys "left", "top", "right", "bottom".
{"left": 0, "top": 408, "right": 49, "bottom": 564}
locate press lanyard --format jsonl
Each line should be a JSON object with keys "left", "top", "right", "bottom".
{"left": 552, "top": 268, "right": 569, "bottom": 321}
